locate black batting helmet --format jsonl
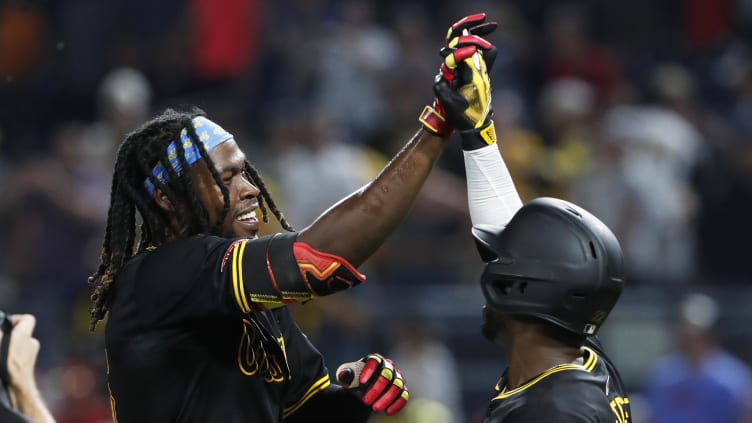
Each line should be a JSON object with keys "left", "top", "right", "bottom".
{"left": 472, "top": 197, "right": 624, "bottom": 336}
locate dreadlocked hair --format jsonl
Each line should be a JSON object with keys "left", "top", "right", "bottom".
{"left": 243, "top": 161, "right": 294, "bottom": 232}
{"left": 88, "top": 107, "right": 291, "bottom": 331}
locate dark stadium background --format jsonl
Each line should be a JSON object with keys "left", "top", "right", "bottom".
{"left": 1, "top": 0, "right": 751, "bottom": 422}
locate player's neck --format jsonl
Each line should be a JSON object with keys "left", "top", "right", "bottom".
{"left": 504, "top": 332, "right": 584, "bottom": 390}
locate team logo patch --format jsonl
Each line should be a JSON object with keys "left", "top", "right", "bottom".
{"left": 221, "top": 239, "right": 245, "bottom": 272}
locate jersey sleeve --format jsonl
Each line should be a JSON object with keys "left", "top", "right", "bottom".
{"left": 275, "top": 309, "right": 332, "bottom": 419}
{"left": 135, "top": 233, "right": 366, "bottom": 324}
{"left": 218, "top": 233, "right": 367, "bottom": 313}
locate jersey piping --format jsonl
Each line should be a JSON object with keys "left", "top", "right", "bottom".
{"left": 493, "top": 346, "right": 599, "bottom": 400}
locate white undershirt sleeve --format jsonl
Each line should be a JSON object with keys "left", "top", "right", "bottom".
{"left": 463, "top": 143, "right": 523, "bottom": 227}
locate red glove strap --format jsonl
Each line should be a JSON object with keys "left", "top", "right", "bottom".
{"left": 420, "top": 101, "right": 453, "bottom": 138}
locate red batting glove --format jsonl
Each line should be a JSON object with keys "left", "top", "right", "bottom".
{"left": 336, "top": 353, "right": 409, "bottom": 416}
{"left": 420, "top": 13, "right": 498, "bottom": 138}
{"left": 444, "top": 13, "right": 498, "bottom": 46}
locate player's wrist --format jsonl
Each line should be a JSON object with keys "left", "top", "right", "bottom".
{"left": 9, "top": 381, "right": 41, "bottom": 410}
{"left": 460, "top": 119, "right": 497, "bottom": 151}
{"left": 419, "top": 103, "right": 453, "bottom": 139}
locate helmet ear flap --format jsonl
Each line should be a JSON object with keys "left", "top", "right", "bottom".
{"left": 481, "top": 269, "right": 531, "bottom": 311}
{"left": 471, "top": 225, "right": 505, "bottom": 262}
{"left": 474, "top": 238, "right": 498, "bottom": 262}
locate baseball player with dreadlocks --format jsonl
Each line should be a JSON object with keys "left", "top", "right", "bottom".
{"left": 88, "top": 14, "right": 497, "bottom": 423}
{"left": 432, "top": 14, "right": 633, "bottom": 423}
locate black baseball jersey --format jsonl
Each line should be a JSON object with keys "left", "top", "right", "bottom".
{"left": 105, "top": 233, "right": 359, "bottom": 423}
{"left": 484, "top": 338, "right": 632, "bottom": 423}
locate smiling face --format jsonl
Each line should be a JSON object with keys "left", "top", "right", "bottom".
{"left": 190, "top": 139, "right": 261, "bottom": 239}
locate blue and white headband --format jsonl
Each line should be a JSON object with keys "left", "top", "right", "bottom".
{"left": 144, "top": 116, "right": 234, "bottom": 196}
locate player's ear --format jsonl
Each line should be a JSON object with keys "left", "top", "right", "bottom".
{"left": 153, "top": 188, "right": 175, "bottom": 213}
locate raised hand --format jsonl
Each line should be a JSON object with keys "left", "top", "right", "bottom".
{"left": 420, "top": 13, "right": 498, "bottom": 140}
{"left": 435, "top": 35, "right": 495, "bottom": 131}
{"left": 445, "top": 13, "right": 498, "bottom": 44}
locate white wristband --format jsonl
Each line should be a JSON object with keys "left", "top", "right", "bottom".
{"left": 463, "top": 144, "right": 523, "bottom": 227}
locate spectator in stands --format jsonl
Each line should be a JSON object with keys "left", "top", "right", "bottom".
{"left": 645, "top": 293, "right": 752, "bottom": 423}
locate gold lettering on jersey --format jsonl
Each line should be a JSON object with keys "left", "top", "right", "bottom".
{"left": 237, "top": 319, "right": 286, "bottom": 383}
{"left": 264, "top": 356, "right": 285, "bottom": 383}
{"left": 610, "top": 396, "right": 630, "bottom": 423}
{"left": 277, "top": 336, "right": 289, "bottom": 368}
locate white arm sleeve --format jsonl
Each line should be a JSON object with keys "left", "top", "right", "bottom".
{"left": 463, "top": 144, "right": 523, "bottom": 227}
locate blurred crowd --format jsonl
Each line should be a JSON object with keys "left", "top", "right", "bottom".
{"left": 1, "top": 0, "right": 752, "bottom": 421}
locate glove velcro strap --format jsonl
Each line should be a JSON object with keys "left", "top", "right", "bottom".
{"left": 419, "top": 105, "right": 453, "bottom": 138}
{"left": 460, "top": 120, "right": 497, "bottom": 150}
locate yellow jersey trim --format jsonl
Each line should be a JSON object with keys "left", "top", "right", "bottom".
{"left": 237, "top": 240, "right": 251, "bottom": 312}
{"left": 108, "top": 385, "right": 119, "bottom": 423}
{"left": 283, "top": 374, "right": 331, "bottom": 417}
{"left": 582, "top": 346, "right": 598, "bottom": 372}
{"left": 231, "top": 240, "right": 252, "bottom": 313}
{"left": 493, "top": 347, "right": 598, "bottom": 400}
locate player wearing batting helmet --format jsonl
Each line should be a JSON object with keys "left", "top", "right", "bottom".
{"left": 432, "top": 15, "right": 633, "bottom": 422}
{"left": 472, "top": 199, "right": 631, "bottom": 422}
